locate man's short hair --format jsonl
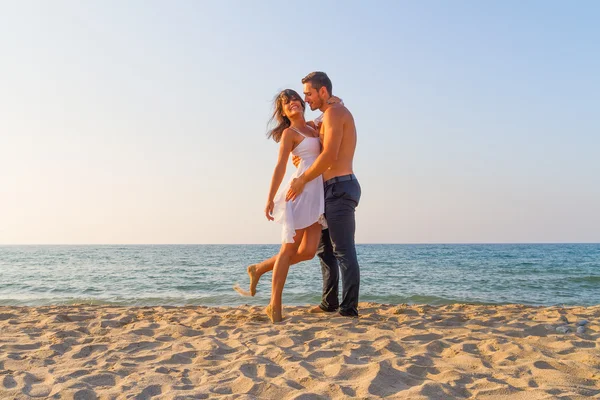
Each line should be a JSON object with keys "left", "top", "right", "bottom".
{"left": 302, "top": 71, "right": 332, "bottom": 95}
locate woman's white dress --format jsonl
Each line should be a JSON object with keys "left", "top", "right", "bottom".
{"left": 272, "top": 127, "right": 325, "bottom": 243}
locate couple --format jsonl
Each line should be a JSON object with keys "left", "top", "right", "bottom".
{"left": 237, "top": 71, "right": 361, "bottom": 323}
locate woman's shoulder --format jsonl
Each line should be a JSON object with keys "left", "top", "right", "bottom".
{"left": 281, "top": 127, "right": 295, "bottom": 137}
{"left": 280, "top": 127, "right": 299, "bottom": 142}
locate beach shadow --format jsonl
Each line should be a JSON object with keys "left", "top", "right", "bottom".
{"left": 240, "top": 362, "right": 285, "bottom": 379}
{"left": 290, "top": 326, "right": 328, "bottom": 344}
{"left": 181, "top": 328, "right": 203, "bottom": 337}
{"left": 391, "top": 307, "right": 419, "bottom": 317}
{"left": 420, "top": 381, "right": 471, "bottom": 399}
{"left": 66, "top": 370, "right": 92, "bottom": 380}
{"left": 9, "top": 342, "right": 41, "bottom": 351}
{"left": 53, "top": 329, "right": 84, "bottom": 339}
{"left": 196, "top": 316, "right": 221, "bottom": 328}
{"left": 292, "top": 394, "right": 328, "bottom": 400}
{"left": 155, "top": 335, "right": 175, "bottom": 342}
{"left": 50, "top": 342, "right": 73, "bottom": 355}
{"left": 2, "top": 375, "right": 17, "bottom": 389}
{"left": 73, "top": 389, "right": 98, "bottom": 400}
{"left": 573, "top": 340, "right": 596, "bottom": 349}
{"left": 340, "top": 385, "right": 356, "bottom": 397}
{"left": 22, "top": 372, "right": 51, "bottom": 398}
{"left": 130, "top": 328, "right": 155, "bottom": 337}
{"left": 425, "top": 339, "right": 449, "bottom": 355}
{"left": 467, "top": 316, "right": 507, "bottom": 326}
{"left": 367, "top": 361, "right": 411, "bottom": 397}
{"left": 300, "top": 338, "right": 329, "bottom": 351}
{"left": 121, "top": 341, "right": 162, "bottom": 354}
{"left": 405, "top": 364, "right": 438, "bottom": 378}
{"left": 134, "top": 384, "right": 162, "bottom": 400}
{"left": 0, "top": 313, "right": 16, "bottom": 321}
{"left": 528, "top": 379, "right": 539, "bottom": 388}
{"left": 239, "top": 363, "right": 258, "bottom": 379}
{"left": 381, "top": 340, "right": 406, "bottom": 356}
{"left": 126, "top": 355, "right": 157, "bottom": 363}
{"left": 81, "top": 373, "right": 117, "bottom": 387}
{"left": 211, "top": 338, "right": 237, "bottom": 355}
{"left": 489, "top": 323, "right": 550, "bottom": 338}
{"left": 533, "top": 360, "right": 556, "bottom": 370}
{"left": 305, "top": 350, "right": 339, "bottom": 362}
{"left": 283, "top": 380, "right": 305, "bottom": 390}
{"left": 161, "top": 351, "right": 197, "bottom": 365}
{"left": 53, "top": 313, "right": 95, "bottom": 323}
{"left": 545, "top": 388, "right": 564, "bottom": 396}
{"left": 297, "top": 360, "right": 321, "bottom": 377}
{"left": 72, "top": 345, "right": 108, "bottom": 359}
{"left": 401, "top": 333, "right": 443, "bottom": 343}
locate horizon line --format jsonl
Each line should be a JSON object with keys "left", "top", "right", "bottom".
{"left": 1, "top": 242, "right": 599, "bottom": 246}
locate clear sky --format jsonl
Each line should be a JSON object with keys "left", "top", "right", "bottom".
{"left": 1, "top": 1, "right": 599, "bottom": 244}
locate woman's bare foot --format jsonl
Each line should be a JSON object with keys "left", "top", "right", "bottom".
{"left": 265, "top": 304, "right": 282, "bottom": 323}
{"left": 247, "top": 265, "right": 259, "bottom": 296}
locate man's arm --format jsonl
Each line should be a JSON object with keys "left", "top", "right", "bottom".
{"left": 286, "top": 107, "right": 344, "bottom": 201}
{"left": 304, "top": 107, "right": 343, "bottom": 181}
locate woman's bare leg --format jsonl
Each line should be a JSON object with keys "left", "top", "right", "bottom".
{"left": 267, "top": 223, "right": 322, "bottom": 323}
{"left": 248, "top": 228, "right": 318, "bottom": 296}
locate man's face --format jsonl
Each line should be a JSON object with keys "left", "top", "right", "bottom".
{"left": 303, "top": 83, "right": 323, "bottom": 111}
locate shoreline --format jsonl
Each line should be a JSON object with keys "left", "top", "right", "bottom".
{"left": 2, "top": 296, "right": 598, "bottom": 308}
{"left": 1, "top": 303, "right": 598, "bottom": 398}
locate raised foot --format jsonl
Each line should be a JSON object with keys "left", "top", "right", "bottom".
{"left": 247, "top": 264, "right": 258, "bottom": 296}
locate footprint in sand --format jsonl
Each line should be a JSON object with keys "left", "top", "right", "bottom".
{"left": 73, "top": 388, "right": 98, "bottom": 400}
{"left": 72, "top": 344, "right": 108, "bottom": 359}
{"left": 81, "top": 373, "right": 117, "bottom": 387}
{"left": 2, "top": 375, "right": 17, "bottom": 389}
{"left": 133, "top": 384, "right": 162, "bottom": 400}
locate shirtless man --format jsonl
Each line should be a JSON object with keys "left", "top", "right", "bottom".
{"left": 287, "top": 71, "right": 361, "bottom": 317}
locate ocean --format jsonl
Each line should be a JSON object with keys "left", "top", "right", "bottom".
{"left": 0, "top": 244, "right": 598, "bottom": 307}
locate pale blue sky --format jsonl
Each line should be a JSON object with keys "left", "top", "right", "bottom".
{"left": 1, "top": 1, "right": 599, "bottom": 244}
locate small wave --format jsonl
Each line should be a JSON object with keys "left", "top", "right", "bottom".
{"left": 567, "top": 276, "right": 600, "bottom": 283}
{"left": 359, "top": 294, "right": 500, "bottom": 306}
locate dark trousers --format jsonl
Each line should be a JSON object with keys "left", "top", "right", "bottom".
{"left": 317, "top": 175, "right": 361, "bottom": 316}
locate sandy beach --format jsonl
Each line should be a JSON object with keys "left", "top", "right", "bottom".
{"left": 0, "top": 303, "right": 598, "bottom": 399}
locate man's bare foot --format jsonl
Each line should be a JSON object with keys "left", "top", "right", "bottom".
{"left": 309, "top": 305, "right": 336, "bottom": 314}
{"left": 247, "top": 265, "right": 258, "bottom": 296}
{"left": 265, "top": 304, "right": 282, "bottom": 323}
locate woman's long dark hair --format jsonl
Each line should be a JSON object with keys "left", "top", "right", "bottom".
{"left": 267, "top": 89, "right": 305, "bottom": 142}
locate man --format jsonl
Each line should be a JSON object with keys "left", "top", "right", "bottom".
{"left": 287, "top": 71, "right": 361, "bottom": 317}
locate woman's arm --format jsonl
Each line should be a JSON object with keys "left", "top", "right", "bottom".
{"left": 265, "top": 129, "right": 295, "bottom": 220}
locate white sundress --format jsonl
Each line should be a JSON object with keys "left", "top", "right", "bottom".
{"left": 272, "top": 127, "right": 326, "bottom": 243}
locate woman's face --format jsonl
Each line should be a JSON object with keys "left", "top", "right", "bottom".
{"left": 281, "top": 96, "right": 304, "bottom": 119}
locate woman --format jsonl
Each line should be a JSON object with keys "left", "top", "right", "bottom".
{"left": 236, "top": 89, "right": 325, "bottom": 323}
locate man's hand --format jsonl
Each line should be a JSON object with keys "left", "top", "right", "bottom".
{"left": 307, "top": 120, "right": 322, "bottom": 132}
{"left": 292, "top": 155, "right": 301, "bottom": 168}
{"left": 327, "top": 95, "right": 342, "bottom": 105}
{"left": 265, "top": 200, "right": 274, "bottom": 221}
{"left": 286, "top": 176, "right": 305, "bottom": 202}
